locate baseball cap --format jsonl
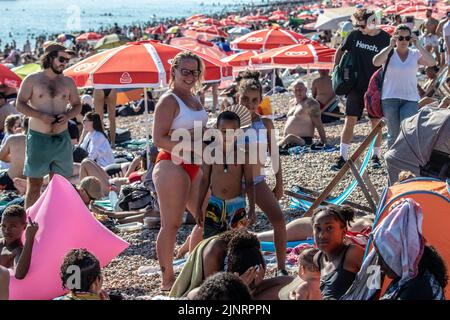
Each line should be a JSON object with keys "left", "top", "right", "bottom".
{"left": 80, "top": 176, "right": 103, "bottom": 200}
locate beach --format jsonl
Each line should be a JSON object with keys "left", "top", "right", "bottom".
{"left": 102, "top": 93, "right": 389, "bottom": 299}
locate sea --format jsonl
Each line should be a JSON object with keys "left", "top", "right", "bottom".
{"left": 0, "top": 0, "right": 261, "bottom": 47}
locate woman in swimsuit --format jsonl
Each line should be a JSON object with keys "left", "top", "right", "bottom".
{"left": 93, "top": 88, "right": 117, "bottom": 146}
{"left": 312, "top": 205, "right": 365, "bottom": 300}
{"left": 152, "top": 51, "right": 209, "bottom": 291}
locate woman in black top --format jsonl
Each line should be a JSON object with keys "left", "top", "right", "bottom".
{"left": 312, "top": 205, "right": 365, "bottom": 300}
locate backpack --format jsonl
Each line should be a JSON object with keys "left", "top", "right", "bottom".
{"left": 364, "top": 50, "right": 394, "bottom": 119}
{"left": 117, "top": 183, "right": 153, "bottom": 211}
{"left": 332, "top": 32, "right": 359, "bottom": 96}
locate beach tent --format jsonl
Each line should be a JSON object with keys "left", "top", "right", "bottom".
{"left": 314, "top": 6, "right": 356, "bottom": 30}
{"left": 385, "top": 107, "right": 450, "bottom": 185}
{"left": 12, "top": 63, "right": 42, "bottom": 79}
{"left": 368, "top": 178, "right": 450, "bottom": 299}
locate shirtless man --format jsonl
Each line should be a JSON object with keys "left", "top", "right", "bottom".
{"left": 421, "top": 10, "right": 441, "bottom": 64}
{"left": 311, "top": 69, "right": 336, "bottom": 109}
{"left": 278, "top": 81, "right": 327, "bottom": 150}
{"left": 0, "top": 117, "right": 28, "bottom": 191}
{"left": 16, "top": 43, "right": 81, "bottom": 209}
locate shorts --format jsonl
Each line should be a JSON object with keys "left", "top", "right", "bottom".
{"left": 0, "top": 170, "right": 16, "bottom": 191}
{"left": 24, "top": 129, "right": 73, "bottom": 178}
{"left": 203, "top": 194, "right": 247, "bottom": 239}
{"left": 424, "top": 35, "right": 439, "bottom": 48}
{"left": 345, "top": 89, "right": 375, "bottom": 119}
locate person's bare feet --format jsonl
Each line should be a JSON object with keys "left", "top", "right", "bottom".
{"left": 175, "top": 236, "right": 190, "bottom": 260}
{"left": 13, "top": 178, "right": 27, "bottom": 195}
{"left": 160, "top": 278, "right": 175, "bottom": 292}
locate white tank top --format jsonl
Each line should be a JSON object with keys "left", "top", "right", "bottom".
{"left": 170, "top": 92, "right": 208, "bottom": 130}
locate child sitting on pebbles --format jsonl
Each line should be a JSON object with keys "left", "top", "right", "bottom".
{"left": 54, "top": 248, "right": 110, "bottom": 300}
{"left": 288, "top": 248, "right": 321, "bottom": 300}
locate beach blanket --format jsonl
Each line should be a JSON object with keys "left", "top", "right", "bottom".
{"left": 94, "top": 199, "right": 113, "bottom": 211}
{"left": 116, "top": 139, "right": 147, "bottom": 150}
{"left": 341, "top": 199, "right": 424, "bottom": 300}
{"left": 287, "top": 144, "right": 337, "bottom": 155}
{"left": 290, "top": 136, "right": 376, "bottom": 211}
{"left": 169, "top": 235, "right": 219, "bottom": 298}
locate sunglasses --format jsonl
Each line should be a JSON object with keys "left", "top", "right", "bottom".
{"left": 57, "top": 56, "right": 70, "bottom": 63}
{"left": 397, "top": 36, "right": 411, "bottom": 41}
{"left": 178, "top": 68, "right": 201, "bottom": 77}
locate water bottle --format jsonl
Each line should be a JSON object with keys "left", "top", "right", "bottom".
{"left": 108, "top": 187, "right": 118, "bottom": 211}
{"left": 288, "top": 146, "right": 304, "bottom": 155}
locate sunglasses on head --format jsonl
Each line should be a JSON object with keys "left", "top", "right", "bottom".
{"left": 57, "top": 56, "right": 70, "bottom": 63}
{"left": 398, "top": 36, "right": 411, "bottom": 41}
{"left": 178, "top": 68, "right": 201, "bottom": 77}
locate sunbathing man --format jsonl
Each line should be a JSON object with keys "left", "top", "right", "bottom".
{"left": 311, "top": 69, "right": 336, "bottom": 113}
{"left": 279, "top": 80, "right": 327, "bottom": 152}
{"left": 0, "top": 117, "right": 28, "bottom": 191}
{"left": 16, "top": 42, "right": 81, "bottom": 209}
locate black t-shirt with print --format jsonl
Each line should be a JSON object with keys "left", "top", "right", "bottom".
{"left": 341, "top": 29, "right": 391, "bottom": 91}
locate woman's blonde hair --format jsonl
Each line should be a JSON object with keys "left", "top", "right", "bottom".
{"left": 169, "top": 51, "right": 205, "bottom": 93}
{"left": 4, "top": 114, "right": 21, "bottom": 134}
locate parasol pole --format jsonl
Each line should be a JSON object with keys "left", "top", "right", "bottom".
{"left": 272, "top": 68, "right": 276, "bottom": 93}
{"left": 144, "top": 87, "right": 150, "bottom": 169}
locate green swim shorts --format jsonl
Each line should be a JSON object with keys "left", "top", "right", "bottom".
{"left": 24, "top": 129, "right": 73, "bottom": 178}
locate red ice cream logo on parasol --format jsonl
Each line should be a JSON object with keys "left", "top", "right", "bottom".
{"left": 4, "top": 79, "right": 19, "bottom": 88}
{"left": 284, "top": 51, "right": 308, "bottom": 56}
{"left": 74, "top": 62, "right": 97, "bottom": 73}
{"left": 246, "top": 37, "right": 263, "bottom": 43}
{"left": 120, "top": 72, "right": 132, "bottom": 84}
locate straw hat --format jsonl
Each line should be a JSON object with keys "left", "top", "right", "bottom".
{"left": 278, "top": 276, "right": 306, "bottom": 300}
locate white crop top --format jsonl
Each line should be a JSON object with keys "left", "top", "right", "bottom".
{"left": 170, "top": 92, "right": 208, "bottom": 130}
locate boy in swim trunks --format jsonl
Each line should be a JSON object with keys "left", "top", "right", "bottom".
{"left": 196, "top": 111, "right": 256, "bottom": 239}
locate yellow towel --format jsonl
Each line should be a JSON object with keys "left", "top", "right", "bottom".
{"left": 169, "top": 235, "right": 220, "bottom": 298}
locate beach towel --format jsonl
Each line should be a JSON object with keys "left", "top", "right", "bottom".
{"left": 287, "top": 144, "right": 337, "bottom": 155}
{"left": 341, "top": 198, "right": 424, "bottom": 300}
{"left": 169, "top": 235, "right": 219, "bottom": 298}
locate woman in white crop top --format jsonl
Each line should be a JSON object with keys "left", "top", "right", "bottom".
{"left": 373, "top": 24, "right": 435, "bottom": 148}
{"left": 78, "top": 112, "right": 115, "bottom": 168}
{"left": 152, "top": 51, "right": 209, "bottom": 291}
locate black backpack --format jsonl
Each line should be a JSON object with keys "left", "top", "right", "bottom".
{"left": 117, "top": 183, "right": 153, "bottom": 211}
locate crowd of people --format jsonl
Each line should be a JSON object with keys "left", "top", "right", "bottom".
{"left": 0, "top": 0, "right": 449, "bottom": 301}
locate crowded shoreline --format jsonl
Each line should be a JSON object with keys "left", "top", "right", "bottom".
{"left": 0, "top": 0, "right": 449, "bottom": 302}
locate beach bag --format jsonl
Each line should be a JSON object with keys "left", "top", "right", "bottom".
{"left": 72, "top": 146, "right": 89, "bottom": 163}
{"left": 332, "top": 32, "right": 359, "bottom": 96}
{"left": 114, "top": 128, "right": 131, "bottom": 144}
{"left": 332, "top": 51, "right": 357, "bottom": 96}
{"left": 117, "top": 183, "right": 153, "bottom": 211}
{"left": 364, "top": 51, "right": 394, "bottom": 119}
